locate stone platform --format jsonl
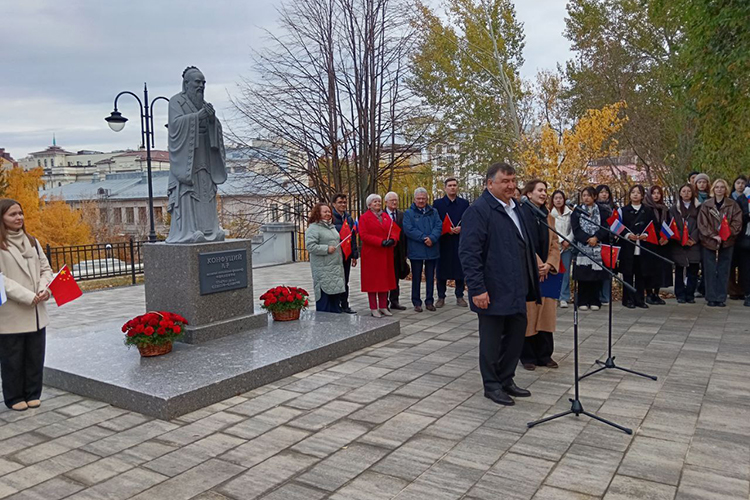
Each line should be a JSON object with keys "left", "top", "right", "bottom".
{"left": 44, "top": 311, "right": 399, "bottom": 420}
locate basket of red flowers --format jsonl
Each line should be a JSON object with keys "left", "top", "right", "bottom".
{"left": 260, "top": 286, "right": 309, "bottom": 321}
{"left": 122, "top": 311, "right": 188, "bottom": 357}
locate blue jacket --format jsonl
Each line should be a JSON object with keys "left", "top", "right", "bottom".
{"left": 403, "top": 203, "right": 442, "bottom": 260}
{"left": 459, "top": 190, "right": 540, "bottom": 316}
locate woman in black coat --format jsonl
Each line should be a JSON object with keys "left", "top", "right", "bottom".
{"left": 729, "top": 175, "right": 750, "bottom": 303}
{"left": 643, "top": 185, "right": 673, "bottom": 304}
{"left": 595, "top": 185, "right": 616, "bottom": 305}
{"left": 669, "top": 184, "right": 701, "bottom": 303}
{"left": 571, "top": 186, "right": 608, "bottom": 310}
{"left": 619, "top": 185, "right": 656, "bottom": 308}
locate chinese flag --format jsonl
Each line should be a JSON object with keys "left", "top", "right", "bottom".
{"left": 642, "top": 221, "right": 659, "bottom": 244}
{"left": 441, "top": 214, "right": 453, "bottom": 235}
{"left": 669, "top": 218, "right": 681, "bottom": 241}
{"left": 681, "top": 220, "right": 690, "bottom": 246}
{"left": 387, "top": 219, "right": 401, "bottom": 242}
{"left": 601, "top": 244, "right": 620, "bottom": 269}
{"left": 719, "top": 214, "right": 731, "bottom": 242}
{"left": 606, "top": 210, "right": 619, "bottom": 227}
{"left": 339, "top": 220, "right": 352, "bottom": 260}
{"left": 48, "top": 265, "right": 82, "bottom": 307}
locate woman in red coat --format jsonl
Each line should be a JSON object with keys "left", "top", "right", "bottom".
{"left": 358, "top": 194, "right": 397, "bottom": 317}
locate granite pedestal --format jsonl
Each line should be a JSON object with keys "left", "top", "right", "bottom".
{"left": 144, "top": 239, "right": 267, "bottom": 344}
{"left": 44, "top": 311, "right": 400, "bottom": 420}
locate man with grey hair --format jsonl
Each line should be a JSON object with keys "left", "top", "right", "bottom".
{"left": 166, "top": 66, "right": 227, "bottom": 243}
{"left": 384, "top": 191, "right": 408, "bottom": 310}
{"left": 403, "top": 187, "right": 442, "bottom": 311}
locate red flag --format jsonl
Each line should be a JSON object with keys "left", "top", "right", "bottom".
{"left": 601, "top": 244, "right": 620, "bottom": 269}
{"left": 441, "top": 214, "right": 453, "bottom": 235}
{"left": 681, "top": 220, "right": 690, "bottom": 246}
{"left": 339, "top": 220, "right": 352, "bottom": 259}
{"left": 48, "top": 264, "right": 82, "bottom": 307}
{"left": 606, "top": 210, "right": 619, "bottom": 227}
{"left": 642, "top": 221, "right": 659, "bottom": 244}
{"left": 719, "top": 214, "right": 731, "bottom": 241}
{"left": 669, "top": 218, "right": 680, "bottom": 241}
{"left": 387, "top": 218, "right": 401, "bottom": 242}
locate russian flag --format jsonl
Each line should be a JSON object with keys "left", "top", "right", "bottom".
{"left": 609, "top": 208, "right": 626, "bottom": 235}
{"left": 660, "top": 220, "right": 675, "bottom": 240}
{"left": 0, "top": 273, "right": 7, "bottom": 307}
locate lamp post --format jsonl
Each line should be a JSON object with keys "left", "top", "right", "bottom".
{"left": 105, "top": 83, "right": 169, "bottom": 243}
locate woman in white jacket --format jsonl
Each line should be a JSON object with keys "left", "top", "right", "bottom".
{"left": 0, "top": 199, "right": 53, "bottom": 411}
{"left": 550, "top": 190, "right": 574, "bottom": 307}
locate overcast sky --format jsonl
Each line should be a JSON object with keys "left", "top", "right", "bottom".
{"left": 0, "top": 0, "right": 571, "bottom": 159}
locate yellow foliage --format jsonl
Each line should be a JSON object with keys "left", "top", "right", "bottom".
{"left": 519, "top": 102, "right": 628, "bottom": 196}
{"left": 4, "top": 167, "right": 44, "bottom": 235}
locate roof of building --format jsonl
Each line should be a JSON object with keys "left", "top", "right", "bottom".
{"left": 41, "top": 170, "right": 291, "bottom": 201}
{"left": 28, "top": 145, "right": 73, "bottom": 156}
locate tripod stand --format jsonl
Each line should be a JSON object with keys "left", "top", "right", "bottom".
{"left": 521, "top": 200, "right": 634, "bottom": 435}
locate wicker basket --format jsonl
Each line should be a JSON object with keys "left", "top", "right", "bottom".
{"left": 272, "top": 308, "right": 301, "bottom": 322}
{"left": 137, "top": 342, "right": 173, "bottom": 357}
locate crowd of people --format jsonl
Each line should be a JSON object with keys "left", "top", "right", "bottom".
{"left": 305, "top": 167, "right": 750, "bottom": 406}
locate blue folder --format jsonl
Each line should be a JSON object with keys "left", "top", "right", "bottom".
{"left": 539, "top": 272, "right": 564, "bottom": 299}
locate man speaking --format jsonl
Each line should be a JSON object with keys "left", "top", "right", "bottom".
{"left": 459, "top": 162, "right": 540, "bottom": 405}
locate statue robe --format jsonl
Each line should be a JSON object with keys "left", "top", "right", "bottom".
{"left": 166, "top": 91, "right": 228, "bottom": 244}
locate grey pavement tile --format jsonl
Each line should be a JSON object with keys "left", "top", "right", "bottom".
{"left": 157, "top": 411, "right": 246, "bottom": 447}
{"left": 3, "top": 477, "right": 84, "bottom": 500}
{"left": 421, "top": 405, "right": 494, "bottom": 441}
{"left": 65, "top": 455, "right": 135, "bottom": 486}
{"left": 329, "top": 471, "right": 408, "bottom": 500}
{"left": 143, "top": 432, "right": 246, "bottom": 477}
{"left": 129, "top": 459, "right": 245, "bottom": 500}
{"left": 291, "top": 419, "right": 370, "bottom": 458}
{"left": 65, "top": 467, "right": 168, "bottom": 500}
{"left": 685, "top": 429, "right": 750, "bottom": 480}
{"left": 349, "top": 395, "right": 418, "bottom": 424}
{"left": 0, "top": 449, "right": 99, "bottom": 491}
{"left": 407, "top": 388, "right": 473, "bottom": 418}
{"left": 81, "top": 420, "right": 180, "bottom": 457}
{"left": 675, "top": 465, "right": 750, "bottom": 500}
{"left": 619, "top": 436, "right": 689, "bottom": 486}
{"left": 442, "top": 427, "right": 519, "bottom": 470}
{"left": 219, "top": 451, "right": 319, "bottom": 500}
{"left": 603, "top": 475, "right": 676, "bottom": 500}
{"left": 224, "top": 405, "right": 304, "bottom": 440}
{"left": 296, "top": 443, "right": 389, "bottom": 492}
{"left": 371, "top": 434, "right": 456, "bottom": 481}
{"left": 544, "top": 443, "right": 623, "bottom": 497}
{"left": 220, "top": 425, "right": 310, "bottom": 468}
{"left": 340, "top": 379, "right": 405, "bottom": 404}
{"left": 257, "top": 482, "right": 329, "bottom": 500}
{"left": 531, "top": 486, "right": 599, "bottom": 500}
{"left": 696, "top": 400, "right": 750, "bottom": 436}
{"left": 285, "top": 385, "right": 353, "bottom": 410}
{"left": 13, "top": 425, "right": 115, "bottom": 465}
{"left": 0, "top": 411, "right": 68, "bottom": 441}
{"left": 359, "top": 412, "right": 435, "bottom": 449}
{"left": 116, "top": 440, "right": 178, "bottom": 466}
{"left": 286, "top": 400, "right": 361, "bottom": 432}
{"left": 393, "top": 461, "right": 485, "bottom": 499}
{"left": 227, "top": 389, "right": 300, "bottom": 417}
{"left": 469, "top": 453, "right": 556, "bottom": 500}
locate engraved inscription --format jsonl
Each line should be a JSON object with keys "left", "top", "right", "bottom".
{"left": 198, "top": 249, "right": 248, "bottom": 295}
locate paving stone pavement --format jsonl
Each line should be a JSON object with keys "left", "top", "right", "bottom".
{"left": 0, "top": 261, "right": 747, "bottom": 499}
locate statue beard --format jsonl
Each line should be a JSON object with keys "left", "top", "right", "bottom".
{"left": 186, "top": 88, "right": 204, "bottom": 109}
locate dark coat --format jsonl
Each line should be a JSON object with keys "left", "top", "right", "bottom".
{"left": 698, "top": 197, "right": 744, "bottom": 250}
{"left": 332, "top": 209, "right": 359, "bottom": 260}
{"left": 458, "top": 190, "right": 540, "bottom": 316}
{"left": 731, "top": 193, "right": 750, "bottom": 250}
{"left": 644, "top": 201, "right": 673, "bottom": 288}
{"left": 570, "top": 205, "right": 608, "bottom": 281}
{"left": 669, "top": 201, "right": 701, "bottom": 266}
{"left": 434, "top": 195, "right": 470, "bottom": 280}
{"left": 403, "top": 203, "right": 442, "bottom": 260}
{"left": 617, "top": 204, "right": 658, "bottom": 277}
{"left": 385, "top": 208, "right": 410, "bottom": 280}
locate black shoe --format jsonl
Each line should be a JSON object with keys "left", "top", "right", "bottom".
{"left": 623, "top": 301, "right": 636, "bottom": 309}
{"left": 425, "top": 304, "right": 436, "bottom": 311}
{"left": 645, "top": 295, "right": 658, "bottom": 305}
{"left": 484, "top": 390, "right": 514, "bottom": 406}
{"left": 744, "top": 298, "right": 750, "bottom": 307}
{"left": 502, "top": 382, "right": 531, "bottom": 398}
{"left": 389, "top": 302, "right": 406, "bottom": 311}
{"left": 655, "top": 296, "right": 666, "bottom": 305}
{"left": 677, "top": 298, "right": 686, "bottom": 304}
{"left": 730, "top": 295, "right": 744, "bottom": 300}
{"left": 707, "top": 301, "right": 717, "bottom": 307}
{"left": 636, "top": 302, "right": 649, "bottom": 309}
{"left": 717, "top": 302, "right": 726, "bottom": 307}
{"left": 342, "top": 307, "right": 357, "bottom": 314}
{"left": 687, "top": 298, "right": 696, "bottom": 304}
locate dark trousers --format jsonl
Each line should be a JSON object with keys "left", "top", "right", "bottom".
{"left": 577, "top": 281, "right": 602, "bottom": 307}
{"left": 0, "top": 328, "right": 46, "bottom": 408}
{"left": 316, "top": 291, "right": 343, "bottom": 313}
{"left": 389, "top": 281, "right": 400, "bottom": 306}
{"left": 520, "top": 332, "right": 554, "bottom": 365}
{"left": 703, "top": 246, "right": 734, "bottom": 303}
{"left": 477, "top": 313, "right": 527, "bottom": 392}
{"left": 410, "top": 259, "right": 436, "bottom": 306}
{"left": 674, "top": 263, "right": 699, "bottom": 301}
{"left": 437, "top": 279, "right": 465, "bottom": 299}
{"left": 341, "top": 258, "right": 352, "bottom": 309}
{"left": 738, "top": 247, "right": 750, "bottom": 296}
{"left": 622, "top": 257, "right": 646, "bottom": 306}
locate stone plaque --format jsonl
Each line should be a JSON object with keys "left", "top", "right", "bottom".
{"left": 198, "top": 249, "right": 248, "bottom": 295}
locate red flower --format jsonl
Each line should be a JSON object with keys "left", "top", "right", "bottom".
{"left": 264, "top": 299, "right": 271, "bottom": 307}
{"left": 173, "top": 325, "right": 181, "bottom": 334}
{"left": 135, "top": 324, "right": 145, "bottom": 334}
{"left": 294, "top": 294, "right": 302, "bottom": 301}
{"left": 121, "top": 324, "right": 128, "bottom": 333}
{"left": 304, "top": 299, "right": 309, "bottom": 306}
{"left": 144, "top": 326, "right": 154, "bottom": 336}
{"left": 127, "top": 331, "right": 137, "bottom": 337}
{"left": 157, "top": 327, "right": 166, "bottom": 335}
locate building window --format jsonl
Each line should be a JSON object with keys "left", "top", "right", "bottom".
{"left": 138, "top": 207, "right": 147, "bottom": 222}
{"left": 44, "top": 159, "right": 47, "bottom": 167}
{"left": 51, "top": 159, "right": 55, "bottom": 167}
{"left": 270, "top": 203, "right": 279, "bottom": 222}
{"left": 154, "top": 206, "right": 163, "bottom": 220}
{"left": 37, "top": 160, "right": 42, "bottom": 167}
{"left": 99, "top": 208, "right": 107, "bottom": 223}
{"left": 88, "top": 160, "right": 91, "bottom": 166}
{"left": 113, "top": 208, "right": 122, "bottom": 224}
{"left": 125, "top": 207, "right": 135, "bottom": 223}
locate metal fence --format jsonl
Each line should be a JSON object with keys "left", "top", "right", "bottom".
{"left": 45, "top": 239, "right": 148, "bottom": 284}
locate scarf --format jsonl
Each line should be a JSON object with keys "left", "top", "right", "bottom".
{"left": 576, "top": 204, "right": 603, "bottom": 269}
{"left": 370, "top": 208, "right": 383, "bottom": 223}
{"left": 645, "top": 191, "right": 668, "bottom": 224}
{"left": 6, "top": 229, "right": 36, "bottom": 260}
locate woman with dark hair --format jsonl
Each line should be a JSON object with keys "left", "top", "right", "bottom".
{"left": 595, "top": 185, "right": 616, "bottom": 305}
{"left": 519, "top": 180, "right": 561, "bottom": 370}
{"left": 669, "top": 184, "right": 701, "bottom": 303}
{"left": 693, "top": 173, "right": 711, "bottom": 204}
{"left": 571, "top": 186, "right": 608, "bottom": 310}
{"left": 0, "top": 199, "right": 54, "bottom": 411}
{"left": 729, "top": 175, "right": 749, "bottom": 302}
{"left": 304, "top": 203, "right": 346, "bottom": 313}
{"left": 643, "top": 185, "right": 673, "bottom": 304}
{"left": 550, "top": 190, "right": 573, "bottom": 308}
{"left": 619, "top": 185, "right": 655, "bottom": 308}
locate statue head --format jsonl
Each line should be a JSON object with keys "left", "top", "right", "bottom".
{"left": 182, "top": 66, "right": 206, "bottom": 105}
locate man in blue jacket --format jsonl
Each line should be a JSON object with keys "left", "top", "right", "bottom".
{"left": 459, "top": 162, "right": 540, "bottom": 406}
{"left": 433, "top": 177, "right": 470, "bottom": 308}
{"left": 332, "top": 193, "right": 359, "bottom": 314}
{"left": 403, "top": 187, "right": 442, "bottom": 312}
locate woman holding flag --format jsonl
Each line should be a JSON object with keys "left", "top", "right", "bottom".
{"left": 358, "top": 194, "right": 397, "bottom": 317}
{"left": 0, "top": 199, "right": 54, "bottom": 411}
{"left": 669, "top": 184, "right": 702, "bottom": 303}
{"left": 571, "top": 186, "right": 608, "bottom": 311}
{"left": 643, "top": 186, "right": 673, "bottom": 305}
{"left": 619, "top": 185, "right": 657, "bottom": 309}
{"left": 697, "top": 179, "right": 743, "bottom": 307}
{"left": 305, "top": 203, "right": 346, "bottom": 313}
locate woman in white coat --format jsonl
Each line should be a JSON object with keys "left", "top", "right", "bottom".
{"left": 0, "top": 199, "right": 53, "bottom": 411}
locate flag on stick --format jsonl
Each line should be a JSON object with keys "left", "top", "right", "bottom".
{"left": 441, "top": 214, "right": 453, "bottom": 235}
{"left": 606, "top": 210, "right": 619, "bottom": 227}
{"left": 642, "top": 221, "right": 659, "bottom": 244}
{"left": 609, "top": 208, "right": 626, "bottom": 235}
{"left": 669, "top": 218, "right": 680, "bottom": 241}
{"left": 47, "top": 265, "right": 82, "bottom": 307}
{"left": 339, "top": 220, "right": 353, "bottom": 259}
{"left": 719, "top": 214, "right": 731, "bottom": 241}
{"left": 601, "top": 244, "right": 620, "bottom": 269}
{"left": 660, "top": 220, "right": 675, "bottom": 240}
{"left": 681, "top": 220, "right": 690, "bottom": 246}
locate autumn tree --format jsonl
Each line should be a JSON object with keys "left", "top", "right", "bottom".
{"left": 4, "top": 167, "right": 44, "bottom": 234}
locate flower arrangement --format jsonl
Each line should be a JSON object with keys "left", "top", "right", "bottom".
{"left": 122, "top": 311, "right": 188, "bottom": 356}
{"left": 260, "top": 286, "right": 309, "bottom": 321}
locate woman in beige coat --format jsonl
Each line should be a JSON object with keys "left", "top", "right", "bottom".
{"left": 0, "top": 199, "right": 53, "bottom": 411}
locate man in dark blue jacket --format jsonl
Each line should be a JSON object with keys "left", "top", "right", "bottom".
{"left": 459, "top": 162, "right": 540, "bottom": 406}
{"left": 332, "top": 193, "right": 359, "bottom": 314}
{"left": 403, "top": 187, "right": 442, "bottom": 312}
{"left": 434, "top": 177, "right": 470, "bottom": 308}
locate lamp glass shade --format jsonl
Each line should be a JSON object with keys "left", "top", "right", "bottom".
{"left": 105, "top": 111, "right": 128, "bottom": 132}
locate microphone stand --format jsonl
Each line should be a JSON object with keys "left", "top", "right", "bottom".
{"left": 567, "top": 203, "right": 660, "bottom": 383}
{"left": 522, "top": 199, "right": 633, "bottom": 435}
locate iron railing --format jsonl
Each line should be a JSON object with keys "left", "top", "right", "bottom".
{"left": 45, "top": 239, "right": 147, "bottom": 284}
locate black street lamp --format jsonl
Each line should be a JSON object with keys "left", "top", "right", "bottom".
{"left": 105, "top": 83, "right": 169, "bottom": 243}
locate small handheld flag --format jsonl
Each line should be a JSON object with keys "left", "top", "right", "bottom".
{"left": 609, "top": 208, "right": 626, "bottom": 235}
{"left": 719, "top": 214, "right": 731, "bottom": 242}
{"left": 600, "top": 244, "right": 621, "bottom": 269}
{"left": 47, "top": 265, "right": 83, "bottom": 307}
{"left": 0, "top": 274, "right": 7, "bottom": 307}
{"left": 669, "top": 218, "right": 680, "bottom": 241}
{"left": 339, "top": 220, "right": 353, "bottom": 260}
{"left": 681, "top": 220, "right": 690, "bottom": 246}
{"left": 642, "top": 221, "right": 659, "bottom": 244}
{"left": 441, "top": 214, "right": 453, "bottom": 235}
{"left": 606, "top": 210, "right": 619, "bottom": 228}
{"left": 660, "top": 220, "right": 675, "bottom": 241}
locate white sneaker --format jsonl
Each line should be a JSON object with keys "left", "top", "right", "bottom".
{"left": 559, "top": 300, "right": 568, "bottom": 309}
{"left": 371, "top": 309, "right": 382, "bottom": 318}
{"left": 379, "top": 308, "right": 393, "bottom": 317}
{"left": 590, "top": 305, "right": 600, "bottom": 311}
{"left": 579, "top": 305, "right": 589, "bottom": 311}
